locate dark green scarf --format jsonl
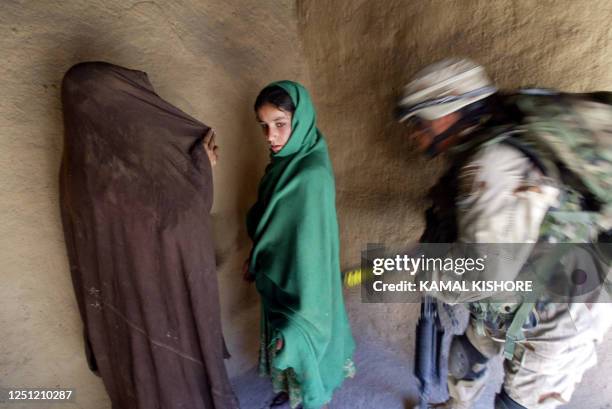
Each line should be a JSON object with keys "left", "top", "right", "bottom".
{"left": 246, "top": 81, "right": 355, "bottom": 408}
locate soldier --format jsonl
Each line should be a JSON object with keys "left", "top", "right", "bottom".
{"left": 396, "top": 58, "right": 612, "bottom": 409}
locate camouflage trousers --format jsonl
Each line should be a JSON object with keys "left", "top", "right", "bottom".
{"left": 449, "top": 302, "right": 612, "bottom": 408}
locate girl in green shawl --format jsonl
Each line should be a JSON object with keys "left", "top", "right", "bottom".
{"left": 245, "top": 81, "right": 355, "bottom": 409}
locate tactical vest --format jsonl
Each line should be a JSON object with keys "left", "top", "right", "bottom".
{"left": 423, "top": 90, "right": 612, "bottom": 359}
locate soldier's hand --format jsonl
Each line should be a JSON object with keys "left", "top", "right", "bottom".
{"left": 203, "top": 128, "right": 219, "bottom": 167}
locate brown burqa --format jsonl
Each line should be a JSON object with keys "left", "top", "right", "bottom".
{"left": 59, "top": 62, "right": 239, "bottom": 409}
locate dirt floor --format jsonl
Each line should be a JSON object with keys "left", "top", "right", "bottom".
{"left": 1, "top": 1, "right": 612, "bottom": 408}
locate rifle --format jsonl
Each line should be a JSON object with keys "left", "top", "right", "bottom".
{"left": 342, "top": 268, "right": 450, "bottom": 409}
{"left": 414, "top": 295, "right": 445, "bottom": 409}
{"left": 341, "top": 242, "right": 455, "bottom": 408}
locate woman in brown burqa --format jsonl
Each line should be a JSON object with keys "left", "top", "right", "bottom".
{"left": 59, "top": 62, "right": 239, "bottom": 409}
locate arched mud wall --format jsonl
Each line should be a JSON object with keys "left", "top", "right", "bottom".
{"left": 2, "top": 1, "right": 612, "bottom": 408}
{"left": 1, "top": 2, "right": 306, "bottom": 408}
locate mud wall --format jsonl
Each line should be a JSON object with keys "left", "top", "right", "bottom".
{"left": 2, "top": 1, "right": 612, "bottom": 408}
{"left": 297, "top": 0, "right": 612, "bottom": 264}
{"left": 0, "top": 1, "right": 305, "bottom": 408}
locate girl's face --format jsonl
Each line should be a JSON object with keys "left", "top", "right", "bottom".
{"left": 256, "top": 103, "right": 293, "bottom": 153}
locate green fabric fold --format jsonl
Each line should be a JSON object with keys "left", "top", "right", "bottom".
{"left": 247, "top": 80, "right": 355, "bottom": 408}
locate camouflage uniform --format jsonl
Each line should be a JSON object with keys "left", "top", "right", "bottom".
{"left": 440, "top": 141, "right": 612, "bottom": 409}
{"left": 427, "top": 92, "right": 612, "bottom": 409}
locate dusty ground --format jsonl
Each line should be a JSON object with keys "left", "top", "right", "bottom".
{"left": 1, "top": 1, "right": 612, "bottom": 408}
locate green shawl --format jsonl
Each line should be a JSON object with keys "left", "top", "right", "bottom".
{"left": 246, "top": 81, "right": 355, "bottom": 408}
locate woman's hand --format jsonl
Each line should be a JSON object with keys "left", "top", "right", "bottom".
{"left": 203, "top": 128, "right": 219, "bottom": 167}
{"left": 242, "top": 258, "right": 255, "bottom": 283}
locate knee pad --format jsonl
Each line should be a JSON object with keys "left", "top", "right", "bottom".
{"left": 448, "top": 333, "right": 488, "bottom": 381}
{"left": 494, "top": 389, "right": 527, "bottom": 409}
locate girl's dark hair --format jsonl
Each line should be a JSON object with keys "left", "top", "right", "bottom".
{"left": 254, "top": 85, "right": 296, "bottom": 113}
